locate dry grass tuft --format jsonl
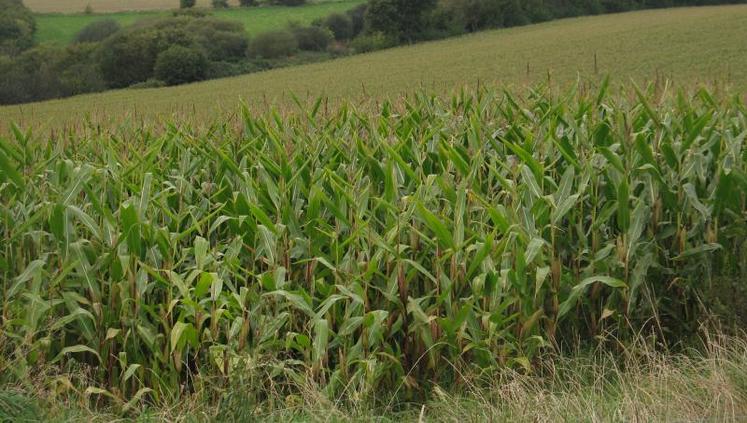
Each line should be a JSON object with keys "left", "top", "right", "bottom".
{"left": 420, "top": 334, "right": 747, "bottom": 423}
{"left": 3, "top": 334, "right": 747, "bottom": 422}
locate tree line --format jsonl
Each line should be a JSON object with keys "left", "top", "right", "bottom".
{"left": 367, "top": 0, "right": 747, "bottom": 42}
{"left": 0, "top": 2, "right": 367, "bottom": 105}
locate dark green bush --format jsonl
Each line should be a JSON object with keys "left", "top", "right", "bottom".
{"left": 172, "top": 8, "right": 211, "bottom": 17}
{"left": 205, "top": 59, "right": 274, "bottom": 78}
{"left": 153, "top": 45, "right": 209, "bottom": 85}
{"left": 190, "top": 18, "right": 249, "bottom": 60}
{"left": 201, "top": 30, "right": 248, "bottom": 60}
{"left": 347, "top": 4, "right": 368, "bottom": 37}
{"left": 73, "top": 19, "right": 121, "bottom": 44}
{"left": 0, "top": 55, "right": 20, "bottom": 103}
{"left": 56, "top": 43, "right": 107, "bottom": 96}
{"left": 99, "top": 24, "right": 192, "bottom": 88}
{"left": 326, "top": 41, "right": 350, "bottom": 56}
{"left": 366, "top": 0, "right": 437, "bottom": 42}
{"left": 238, "top": 0, "right": 259, "bottom": 6}
{"left": 180, "top": 0, "right": 196, "bottom": 8}
{"left": 212, "top": 0, "right": 229, "bottom": 8}
{"left": 270, "top": 0, "right": 307, "bottom": 5}
{"left": 128, "top": 79, "right": 167, "bottom": 89}
{"left": 349, "top": 32, "right": 396, "bottom": 53}
{"left": 439, "top": 0, "right": 506, "bottom": 32}
{"left": 0, "top": 43, "right": 105, "bottom": 105}
{"left": 0, "top": 0, "right": 36, "bottom": 56}
{"left": 98, "top": 15, "right": 249, "bottom": 88}
{"left": 323, "top": 13, "right": 354, "bottom": 41}
{"left": 292, "top": 25, "right": 333, "bottom": 51}
{"left": 247, "top": 30, "right": 298, "bottom": 59}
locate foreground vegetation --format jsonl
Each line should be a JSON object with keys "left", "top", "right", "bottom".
{"left": 4, "top": 334, "right": 746, "bottom": 421}
{"left": 1, "top": 83, "right": 745, "bottom": 417}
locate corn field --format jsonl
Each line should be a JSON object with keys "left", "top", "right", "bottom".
{"left": 1, "top": 83, "right": 746, "bottom": 408}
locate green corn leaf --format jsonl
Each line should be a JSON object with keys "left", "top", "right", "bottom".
{"left": 600, "top": 147, "right": 625, "bottom": 173}
{"left": 616, "top": 179, "right": 630, "bottom": 232}
{"left": 521, "top": 165, "right": 544, "bottom": 200}
{"left": 312, "top": 318, "right": 329, "bottom": 365}
{"left": 467, "top": 233, "right": 494, "bottom": 279}
{"left": 559, "top": 276, "right": 627, "bottom": 319}
{"left": 170, "top": 322, "right": 193, "bottom": 354}
{"left": 505, "top": 142, "right": 543, "bottom": 179}
{"left": 416, "top": 202, "right": 454, "bottom": 249}
{"left": 0, "top": 147, "right": 24, "bottom": 189}
{"left": 51, "top": 345, "right": 101, "bottom": 364}
{"left": 552, "top": 194, "right": 580, "bottom": 225}
{"left": 122, "top": 388, "right": 152, "bottom": 413}
{"left": 256, "top": 225, "right": 277, "bottom": 265}
{"left": 248, "top": 203, "right": 276, "bottom": 234}
{"left": 120, "top": 203, "right": 142, "bottom": 258}
{"left": 122, "top": 364, "right": 141, "bottom": 383}
{"left": 195, "top": 236, "right": 209, "bottom": 269}
{"left": 8, "top": 260, "right": 44, "bottom": 299}
{"left": 535, "top": 266, "right": 551, "bottom": 298}
{"left": 265, "top": 290, "right": 314, "bottom": 317}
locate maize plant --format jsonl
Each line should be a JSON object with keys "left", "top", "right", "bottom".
{"left": 0, "top": 82, "right": 745, "bottom": 406}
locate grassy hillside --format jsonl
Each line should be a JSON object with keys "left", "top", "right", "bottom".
{"left": 3, "top": 5, "right": 747, "bottom": 131}
{"left": 33, "top": 1, "right": 365, "bottom": 44}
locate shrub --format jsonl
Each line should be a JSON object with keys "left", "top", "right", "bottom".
{"left": 128, "top": 78, "right": 167, "bottom": 89}
{"left": 270, "top": 0, "right": 306, "bottom": 5}
{"left": 201, "top": 29, "right": 249, "bottom": 60}
{"left": 212, "top": 0, "right": 229, "bottom": 8}
{"left": 73, "top": 19, "right": 121, "bottom": 44}
{"left": 323, "top": 13, "right": 353, "bottom": 41}
{"left": 0, "top": 43, "right": 105, "bottom": 104}
{"left": 153, "top": 45, "right": 208, "bottom": 85}
{"left": 364, "top": 0, "right": 400, "bottom": 38}
{"left": 366, "top": 0, "right": 438, "bottom": 42}
{"left": 349, "top": 32, "right": 396, "bottom": 53}
{"left": 180, "top": 0, "right": 196, "bottom": 7}
{"left": 326, "top": 41, "right": 350, "bottom": 57}
{"left": 56, "top": 43, "right": 107, "bottom": 96}
{"left": 292, "top": 25, "right": 332, "bottom": 51}
{"left": 205, "top": 59, "right": 272, "bottom": 78}
{"left": 98, "top": 24, "right": 193, "bottom": 88}
{"left": 98, "top": 15, "right": 248, "bottom": 88}
{"left": 0, "top": 0, "right": 36, "bottom": 56}
{"left": 172, "top": 8, "right": 210, "bottom": 17}
{"left": 347, "top": 4, "right": 368, "bottom": 37}
{"left": 189, "top": 18, "right": 249, "bottom": 60}
{"left": 247, "top": 30, "right": 298, "bottom": 59}
{"left": 0, "top": 55, "right": 22, "bottom": 103}
{"left": 238, "top": 0, "right": 258, "bottom": 6}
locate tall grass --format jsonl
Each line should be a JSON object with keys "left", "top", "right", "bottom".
{"left": 0, "top": 82, "right": 745, "bottom": 412}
